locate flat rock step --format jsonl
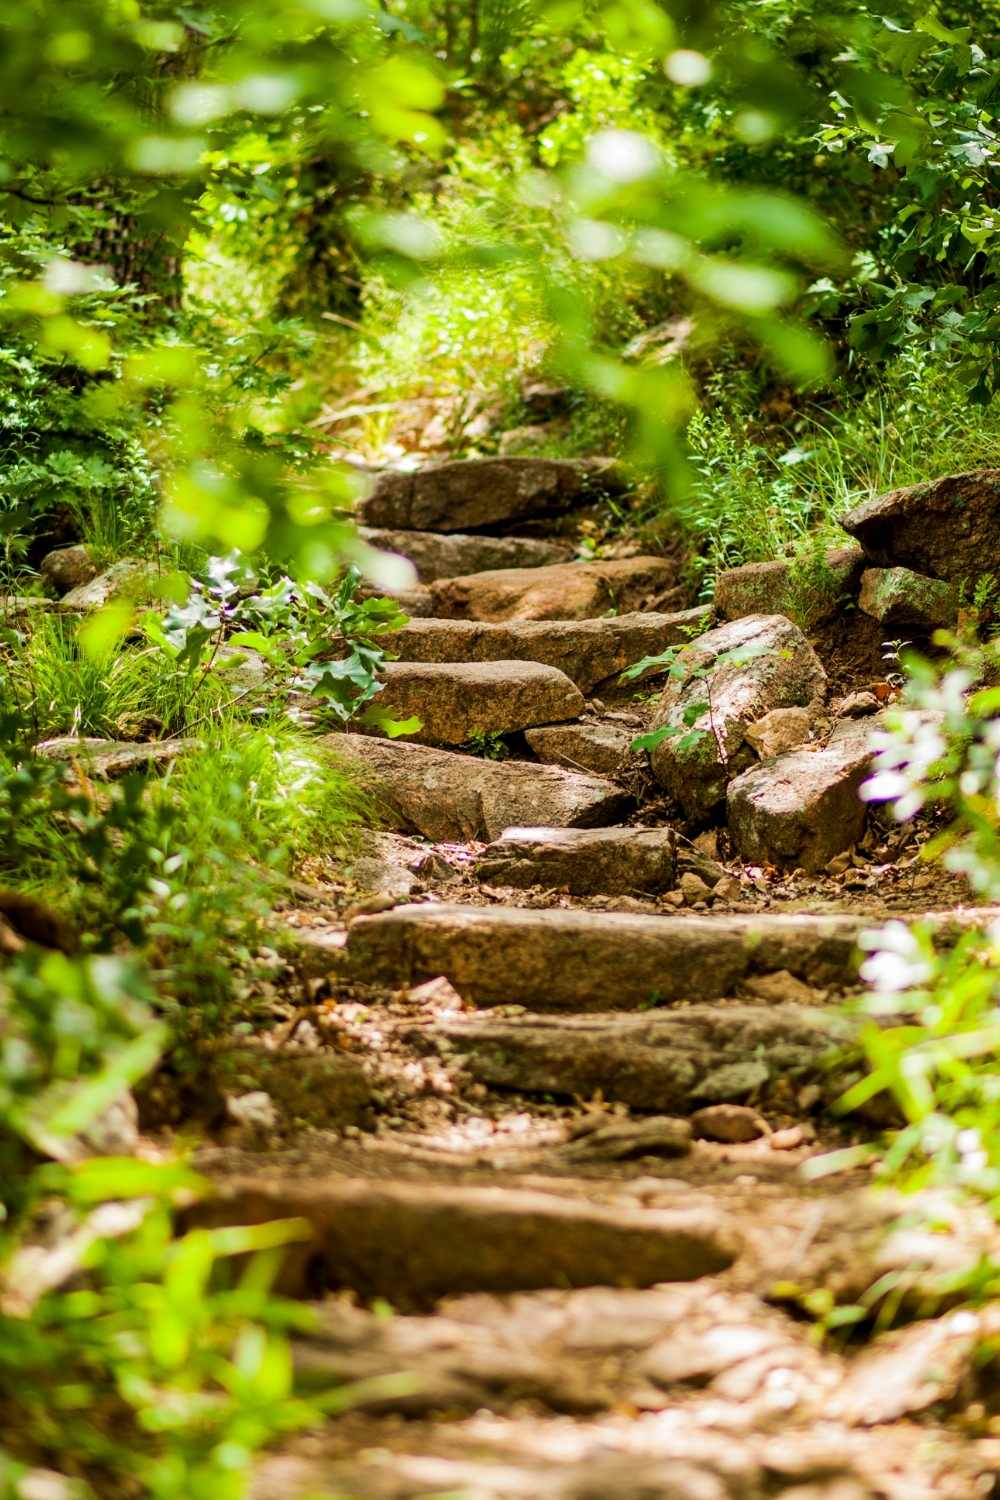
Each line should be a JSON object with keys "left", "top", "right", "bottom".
{"left": 474, "top": 826, "right": 676, "bottom": 896}
{"left": 384, "top": 608, "right": 708, "bottom": 691}
{"left": 289, "top": 1281, "right": 838, "bottom": 1419}
{"left": 376, "top": 660, "right": 584, "bottom": 745}
{"left": 252, "top": 1407, "right": 999, "bottom": 1500}
{"left": 191, "top": 1173, "right": 736, "bottom": 1303}
{"left": 420, "top": 1004, "right": 852, "bottom": 1110}
{"left": 343, "top": 904, "right": 867, "bottom": 1009}
{"left": 325, "top": 735, "right": 629, "bottom": 841}
{"left": 430, "top": 557, "right": 681, "bottom": 623}
{"left": 358, "top": 456, "right": 625, "bottom": 532}
{"left": 525, "top": 722, "right": 635, "bottom": 776}
{"left": 360, "top": 526, "right": 571, "bottom": 580}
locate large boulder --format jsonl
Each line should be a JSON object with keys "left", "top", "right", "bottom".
{"left": 840, "top": 469, "right": 1000, "bottom": 583}
{"left": 325, "top": 734, "right": 629, "bottom": 841}
{"left": 726, "top": 718, "right": 878, "bottom": 872}
{"left": 647, "top": 615, "right": 826, "bottom": 821}
{"left": 474, "top": 826, "right": 676, "bottom": 896}
{"left": 358, "top": 457, "right": 624, "bottom": 533}
{"left": 383, "top": 608, "right": 709, "bottom": 692}
{"left": 375, "top": 660, "right": 584, "bottom": 745}
{"left": 714, "top": 546, "right": 863, "bottom": 628}
{"left": 858, "top": 567, "right": 958, "bottom": 629}
{"left": 359, "top": 527, "right": 571, "bottom": 581}
{"left": 430, "top": 557, "right": 680, "bottom": 623}
{"left": 39, "top": 544, "right": 98, "bottom": 595}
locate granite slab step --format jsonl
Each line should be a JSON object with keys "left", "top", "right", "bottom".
{"left": 358, "top": 457, "right": 626, "bottom": 532}
{"left": 343, "top": 903, "right": 867, "bottom": 1009}
{"left": 423, "top": 1003, "right": 854, "bottom": 1110}
{"left": 376, "top": 660, "right": 584, "bottom": 745}
{"left": 324, "top": 735, "right": 630, "bottom": 841}
{"left": 430, "top": 557, "right": 681, "bottom": 623}
{"left": 383, "top": 608, "right": 708, "bottom": 691}
{"left": 360, "top": 526, "right": 571, "bottom": 581}
{"left": 192, "top": 1171, "right": 735, "bottom": 1303}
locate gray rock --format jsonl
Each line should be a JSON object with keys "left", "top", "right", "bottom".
{"left": 858, "top": 567, "right": 959, "bottom": 629}
{"left": 433, "top": 1003, "right": 853, "bottom": 1110}
{"left": 744, "top": 706, "right": 812, "bottom": 759}
{"left": 384, "top": 608, "right": 710, "bottom": 692}
{"left": 714, "top": 546, "right": 864, "bottom": 627}
{"left": 375, "top": 660, "right": 584, "bottom": 744}
{"left": 325, "top": 735, "right": 630, "bottom": 841}
{"left": 343, "top": 903, "right": 867, "bottom": 1010}
{"left": 690, "top": 1104, "right": 768, "bottom": 1142}
{"left": 39, "top": 544, "right": 97, "bottom": 595}
{"left": 359, "top": 527, "right": 571, "bottom": 581}
{"left": 430, "top": 557, "right": 681, "bottom": 623}
{"left": 33, "top": 737, "right": 191, "bottom": 779}
{"left": 205, "top": 1042, "right": 373, "bottom": 1131}
{"left": 727, "top": 720, "right": 877, "bottom": 872}
{"left": 80, "top": 1091, "right": 140, "bottom": 1156}
{"left": 647, "top": 615, "right": 826, "bottom": 820}
{"left": 841, "top": 468, "right": 1000, "bottom": 583}
{"left": 359, "top": 457, "right": 626, "bottom": 533}
{"left": 345, "top": 830, "right": 426, "bottom": 899}
{"left": 694, "top": 1060, "right": 770, "bottom": 1102}
{"left": 525, "top": 721, "right": 634, "bottom": 776}
{"left": 474, "top": 826, "right": 676, "bottom": 896}
{"left": 60, "top": 558, "right": 153, "bottom": 611}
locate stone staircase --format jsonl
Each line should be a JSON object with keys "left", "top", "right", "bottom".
{"left": 22, "top": 457, "right": 1000, "bottom": 1498}
{"left": 227, "top": 457, "right": 999, "bottom": 1498}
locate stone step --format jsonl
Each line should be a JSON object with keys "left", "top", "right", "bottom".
{"left": 474, "top": 826, "right": 676, "bottom": 896}
{"left": 384, "top": 608, "right": 708, "bottom": 691}
{"left": 252, "top": 1391, "right": 998, "bottom": 1500}
{"left": 192, "top": 1171, "right": 736, "bottom": 1303}
{"left": 430, "top": 557, "right": 681, "bottom": 623}
{"left": 287, "top": 1281, "right": 837, "bottom": 1419}
{"left": 840, "top": 467, "right": 1000, "bottom": 583}
{"left": 325, "top": 735, "right": 630, "bottom": 841}
{"left": 420, "top": 1003, "right": 852, "bottom": 1111}
{"left": 360, "top": 526, "right": 571, "bottom": 580}
{"left": 525, "top": 721, "right": 635, "bottom": 776}
{"left": 376, "top": 661, "right": 584, "bottom": 745}
{"left": 357, "top": 456, "right": 626, "bottom": 532}
{"left": 343, "top": 903, "right": 866, "bottom": 1009}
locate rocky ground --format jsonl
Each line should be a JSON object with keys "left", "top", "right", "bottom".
{"left": 20, "top": 459, "right": 1000, "bottom": 1499}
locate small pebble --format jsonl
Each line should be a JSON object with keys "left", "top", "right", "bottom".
{"left": 679, "top": 871, "right": 712, "bottom": 906}
{"left": 690, "top": 1104, "right": 769, "bottom": 1143}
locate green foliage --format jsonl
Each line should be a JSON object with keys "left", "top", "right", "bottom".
{"left": 0, "top": 722, "right": 367, "bottom": 1031}
{"left": 0, "top": 948, "right": 367, "bottom": 1500}
{"left": 821, "top": 635, "right": 1000, "bottom": 1210}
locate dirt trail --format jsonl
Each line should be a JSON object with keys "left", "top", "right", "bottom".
{"left": 194, "top": 460, "right": 1000, "bottom": 1500}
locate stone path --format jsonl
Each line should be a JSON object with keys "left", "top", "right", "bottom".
{"left": 22, "top": 458, "right": 1000, "bottom": 1498}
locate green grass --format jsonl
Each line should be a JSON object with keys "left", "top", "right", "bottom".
{"left": 661, "top": 351, "right": 1000, "bottom": 598}
{"left": 2, "top": 610, "right": 234, "bottom": 742}
{"left": 0, "top": 718, "right": 370, "bottom": 1034}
